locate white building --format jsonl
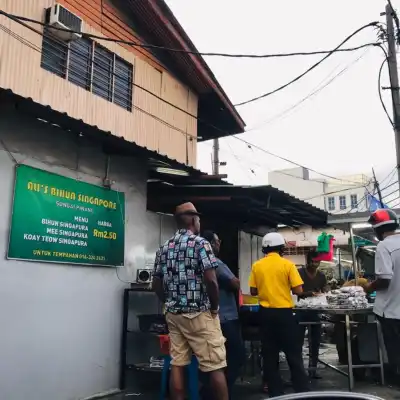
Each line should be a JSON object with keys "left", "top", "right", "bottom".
{"left": 268, "top": 167, "right": 374, "bottom": 214}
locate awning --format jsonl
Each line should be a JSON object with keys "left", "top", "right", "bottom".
{"left": 147, "top": 183, "right": 329, "bottom": 228}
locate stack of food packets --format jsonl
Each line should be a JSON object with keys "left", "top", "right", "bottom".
{"left": 296, "top": 294, "right": 328, "bottom": 309}
{"left": 296, "top": 286, "right": 370, "bottom": 310}
{"left": 326, "top": 286, "right": 369, "bottom": 309}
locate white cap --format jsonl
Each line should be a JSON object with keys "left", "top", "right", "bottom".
{"left": 262, "top": 232, "right": 285, "bottom": 248}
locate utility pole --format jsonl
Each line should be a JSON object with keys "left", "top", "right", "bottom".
{"left": 212, "top": 138, "right": 219, "bottom": 175}
{"left": 385, "top": 4, "right": 400, "bottom": 194}
{"left": 372, "top": 167, "right": 384, "bottom": 207}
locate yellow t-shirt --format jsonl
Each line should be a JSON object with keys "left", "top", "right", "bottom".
{"left": 248, "top": 253, "right": 303, "bottom": 308}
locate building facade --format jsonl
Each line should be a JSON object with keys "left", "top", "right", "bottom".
{"left": 268, "top": 167, "right": 373, "bottom": 214}
{"left": 0, "top": 2, "right": 244, "bottom": 399}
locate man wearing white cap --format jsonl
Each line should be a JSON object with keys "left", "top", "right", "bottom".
{"left": 249, "top": 232, "right": 309, "bottom": 397}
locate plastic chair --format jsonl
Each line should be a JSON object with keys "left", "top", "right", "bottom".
{"left": 159, "top": 335, "right": 199, "bottom": 400}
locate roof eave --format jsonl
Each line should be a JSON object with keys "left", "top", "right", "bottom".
{"left": 144, "top": 0, "right": 245, "bottom": 135}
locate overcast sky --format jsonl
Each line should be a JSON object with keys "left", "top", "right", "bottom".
{"left": 165, "top": 0, "right": 399, "bottom": 195}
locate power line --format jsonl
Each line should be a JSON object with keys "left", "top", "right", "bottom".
{"left": 232, "top": 136, "right": 362, "bottom": 184}
{"left": 379, "top": 166, "right": 397, "bottom": 186}
{"left": 336, "top": 179, "right": 398, "bottom": 214}
{"left": 234, "top": 22, "right": 381, "bottom": 107}
{"left": 302, "top": 185, "right": 368, "bottom": 202}
{"left": 391, "top": 201, "right": 400, "bottom": 208}
{"left": 0, "top": 10, "right": 383, "bottom": 60}
{"left": 246, "top": 48, "right": 370, "bottom": 132}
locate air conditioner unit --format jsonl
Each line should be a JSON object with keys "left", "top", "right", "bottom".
{"left": 136, "top": 269, "right": 152, "bottom": 284}
{"left": 45, "top": 4, "right": 82, "bottom": 41}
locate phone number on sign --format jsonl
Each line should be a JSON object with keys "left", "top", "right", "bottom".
{"left": 33, "top": 249, "right": 106, "bottom": 262}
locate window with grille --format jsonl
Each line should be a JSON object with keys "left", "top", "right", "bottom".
{"left": 69, "top": 38, "right": 92, "bottom": 90}
{"left": 339, "top": 195, "right": 347, "bottom": 210}
{"left": 40, "top": 32, "right": 133, "bottom": 111}
{"left": 350, "top": 194, "right": 358, "bottom": 209}
{"left": 40, "top": 28, "right": 68, "bottom": 78}
{"left": 327, "top": 196, "right": 335, "bottom": 211}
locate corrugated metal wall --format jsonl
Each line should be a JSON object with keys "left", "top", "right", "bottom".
{"left": 238, "top": 231, "right": 263, "bottom": 294}
{"left": 0, "top": 0, "right": 198, "bottom": 166}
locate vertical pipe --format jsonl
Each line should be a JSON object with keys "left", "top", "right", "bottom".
{"left": 349, "top": 223, "right": 358, "bottom": 285}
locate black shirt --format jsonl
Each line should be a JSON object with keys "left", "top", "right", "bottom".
{"left": 299, "top": 268, "right": 327, "bottom": 294}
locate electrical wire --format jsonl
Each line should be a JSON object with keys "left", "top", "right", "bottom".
{"left": 2, "top": 18, "right": 368, "bottom": 187}
{"left": 0, "top": 10, "right": 383, "bottom": 60}
{"left": 225, "top": 140, "right": 255, "bottom": 181}
{"left": 232, "top": 137, "right": 362, "bottom": 184}
{"left": 234, "top": 22, "right": 381, "bottom": 107}
{"left": 379, "top": 166, "right": 397, "bottom": 187}
{"left": 335, "top": 179, "right": 398, "bottom": 214}
{"left": 378, "top": 57, "right": 395, "bottom": 127}
{"left": 302, "top": 185, "right": 368, "bottom": 202}
{"left": 246, "top": 48, "right": 370, "bottom": 132}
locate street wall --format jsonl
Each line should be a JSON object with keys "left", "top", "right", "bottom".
{"left": 0, "top": 106, "right": 173, "bottom": 400}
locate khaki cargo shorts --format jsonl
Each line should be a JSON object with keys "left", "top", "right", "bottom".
{"left": 166, "top": 311, "right": 227, "bottom": 372}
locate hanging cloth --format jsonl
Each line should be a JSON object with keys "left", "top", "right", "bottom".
{"left": 314, "top": 237, "right": 335, "bottom": 261}
{"left": 317, "top": 232, "right": 333, "bottom": 253}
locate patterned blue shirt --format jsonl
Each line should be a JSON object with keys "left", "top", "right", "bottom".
{"left": 153, "top": 229, "right": 218, "bottom": 314}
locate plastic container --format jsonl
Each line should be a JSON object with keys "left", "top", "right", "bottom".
{"left": 158, "top": 334, "right": 170, "bottom": 355}
{"left": 241, "top": 304, "right": 259, "bottom": 313}
{"left": 242, "top": 293, "right": 259, "bottom": 305}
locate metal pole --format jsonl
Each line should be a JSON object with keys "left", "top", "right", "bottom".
{"left": 338, "top": 248, "right": 342, "bottom": 281}
{"left": 386, "top": 4, "right": 400, "bottom": 193}
{"left": 212, "top": 138, "right": 220, "bottom": 175}
{"left": 372, "top": 167, "right": 383, "bottom": 207}
{"left": 349, "top": 223, "right": 358, "bottom": 285}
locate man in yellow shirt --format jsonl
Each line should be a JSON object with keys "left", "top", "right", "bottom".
{"left": 249, "top": 232, "right": 309, "bottom": 397}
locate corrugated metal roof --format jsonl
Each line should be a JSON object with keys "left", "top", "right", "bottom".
{"left": 148, "top": 183, "right": 329, "bottom": 228}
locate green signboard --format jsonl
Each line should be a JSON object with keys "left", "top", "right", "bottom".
{"left": 349, "top": 236, "right": 375, "bottom": 248}
{"left": 8, "top": 165, "right": 125, "bottom": 267}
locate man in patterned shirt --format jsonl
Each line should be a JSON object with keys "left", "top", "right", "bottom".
{"left": 153, "top": 202, "right": 228, "bottom": 400}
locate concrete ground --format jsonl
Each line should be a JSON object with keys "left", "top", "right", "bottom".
{"left": 108, "top": 344, "right": 400, "bottom": 399}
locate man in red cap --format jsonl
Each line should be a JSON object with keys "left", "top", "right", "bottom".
{"left": 153, "top": 202, "right": 228, "bottom": 400}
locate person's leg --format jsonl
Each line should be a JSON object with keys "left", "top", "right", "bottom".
{"left": 209, "top": 369, "right": 229, "bottom": 400}
{"left": 187, "top": 312, "right": 229, "bottom": 400}
{"left": 165, "top": 313, "right": 192, "bottom": 400}
{"left": 309, "top": 324, "right": 322, "bottom": 378}
{"left": 221, "top": 319, "right": 245, "bottom": 398}
{"left": 378, "top": 316, "right": 400, "bottom": 379}
{"left": 260, "top": 308, "right": 284, "bottom": 397}
{"left": 296, "top": 313, "right": 307, "bottom": 350}
{"left": 278, "top": 310, "right": 310, "bottom": 393}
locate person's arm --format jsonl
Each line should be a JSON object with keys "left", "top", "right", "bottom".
{"left": 289, "top": 263, "right": 304, "bottom": 296}
{"left": 295, "top": 269, "right": 312, "bottom": 298}
{"left": 199, "top": 241, "right": 220, "bottom": 314}
{"left": 248, "top": 263, "right": 258, "bottom": 296}
{"left": 216, "top": 262, "right": 240, "bottom": 292}
{"left": 297, "top": 291, "right": 314, "bottom": 298}
{"left": 366, "top": 244, "right": 392, "bottom": 293}
{"left": 152, "top": 249, "right": 165, "bottom": 303}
